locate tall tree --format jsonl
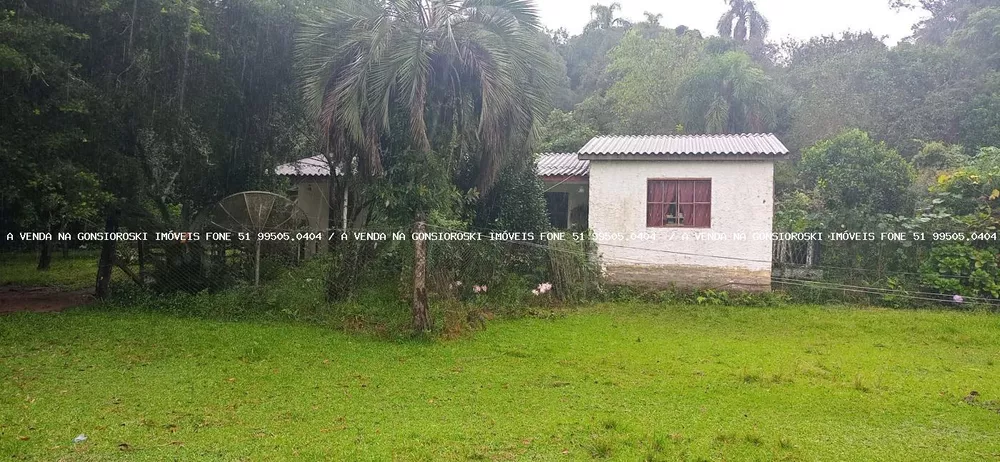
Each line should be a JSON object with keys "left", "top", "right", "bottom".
{"left": 295, "top": 0, "right": 555, "bottom": 332}
{"left": 892, "top": 0, "right": 998, "bottom": 45}
{"left": 586, "top": 2, "right": 630, "bottom": 31}
{"left": 635, "top": 11, "right": 665, "bottom": 38}
{"left": 677, "top": 51, "right": 775, "bottom": 134}
{"left": 642, "top": 11, "right": 663, "bottom": 27}
{"left": 0, "top": 6, "right": 112, "bottom": 269}
{"left": 3, "top": 0, "right": 313, "bottom": 293}
{"left": 716, "top": 0, "right": 769, "bottom": 45}
{"left": 780, "top": 32, "right": 893, "bottom": 151}
{"left": 949, "top": 7, "right": 1000, "bottom": 70}
{"left": 605, "top": 29, "right": 706, "bottom": 134}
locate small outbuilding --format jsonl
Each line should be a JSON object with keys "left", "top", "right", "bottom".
{"left": 540, "top": 133, "right": 788, "bottom": 291}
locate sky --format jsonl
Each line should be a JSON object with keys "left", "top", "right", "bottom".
{"left": 537, "top": 0, "right": 930, "bottom": 45}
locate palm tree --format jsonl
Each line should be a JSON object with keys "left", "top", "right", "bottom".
{"left": 637, "top": 11, "right": 663, "bottom": 37}
{"left": 295, "top": 0, "right": 555, "bottom": 332}
{"left": 678, "top": 52, "right": 775, "bottom": 134}
{"left": 642, "top": 12, "right": 663, "bottom": 27}
{"left": 716, "top": 0, "right": 769, "bottom": 44}
{"left": 586, "top": 2, "right": 630, "bottom": 31}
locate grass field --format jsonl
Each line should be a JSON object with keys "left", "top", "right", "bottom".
{"left": 0, "top": 251, "right": 98, "bottom": 289}
{"left": 2, "top": 303, "right": 998, "bottom": 460}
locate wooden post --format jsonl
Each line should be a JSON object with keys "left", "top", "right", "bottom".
{"left": 137, "top": 240, "right": 146, "bottom": 284}
{"left": 254, "top": 238, "right": 261, "bottom": 287}
{"left": 95, "top": 211, "right": 118, "bottom": 299}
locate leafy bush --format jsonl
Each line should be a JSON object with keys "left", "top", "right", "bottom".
{"left": 930, "top": 147, "right": 1000, "bottom": 220}
{"left": 920, "top": 243, "right": 1000, "bottom": 298}
{"left": 913, "top": 141, "right": 966, "bottom": 170}
{"left": 800, "top": 129, "right": 915, "bottom": 218}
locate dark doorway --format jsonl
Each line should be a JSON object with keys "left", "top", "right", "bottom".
{"left": 545, "top": 192, "right": 569, "bottom": 229}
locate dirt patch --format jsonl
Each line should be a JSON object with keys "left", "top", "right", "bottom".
{"left": 0, "top": 285, "right": 93, "bottom": 313}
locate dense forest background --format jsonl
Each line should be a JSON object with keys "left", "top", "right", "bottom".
{"left": 3, "top": 0, "right": 1000, "bottom": 301}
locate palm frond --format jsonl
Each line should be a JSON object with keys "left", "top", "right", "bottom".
{"left": 463, "top": 0, "right": 541, "bottom": 28}
{"left": 716, "top": 10, "right": 737, "bottom": 37}
{"left": 294, "top": 0, "right": 553, "bottom": 190}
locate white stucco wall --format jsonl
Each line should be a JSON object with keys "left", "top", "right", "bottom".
{"left": 291, "top": 178, "right": 331, "bottom": 255}
{"left": 588, "top": 159, "right": 775, "bottom": 289}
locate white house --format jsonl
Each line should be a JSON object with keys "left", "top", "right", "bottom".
{"left": 540, "top": 134, "right": 788, "bottom": 291}
{"left": 278, "top": 133, "right": 788, "bottom": 291}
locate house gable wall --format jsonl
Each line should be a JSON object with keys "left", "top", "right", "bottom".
{"left": 290, "top": 177, "right": 331, "bottom": 256}
{"left": 588, "top": 160, "right": 774, "bottom": 291}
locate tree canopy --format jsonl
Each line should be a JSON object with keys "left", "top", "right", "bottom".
{"left": 5, "top": 0, "right": 1000, "bottom": 306}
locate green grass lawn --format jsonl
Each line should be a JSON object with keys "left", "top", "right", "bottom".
{"left": 0, "top": 251, "right": 98, "bottom": 289}
{"left": 1, "top": 304, "right": 999, "bottom": 460}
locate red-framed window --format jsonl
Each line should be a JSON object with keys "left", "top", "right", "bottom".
{"left": 647, "top": 179, "right": 711, "bottom": 228}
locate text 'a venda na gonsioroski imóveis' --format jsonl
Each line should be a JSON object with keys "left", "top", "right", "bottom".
{"left": 8, "top": 231, "right": 1000, "bottom": 243}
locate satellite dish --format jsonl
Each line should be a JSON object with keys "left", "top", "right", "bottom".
{"left": 195, "top": 191, "right": 312, "bottom": 286}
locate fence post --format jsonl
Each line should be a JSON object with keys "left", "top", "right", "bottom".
{"left": 138, "top": 240, "right": 146, "bottom": 283}
{"left": 95, "top": 210, "right": 118, "bottom": 299}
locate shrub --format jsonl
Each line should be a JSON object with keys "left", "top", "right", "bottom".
{"left": 800, "top": 129, "right": 915, "bottom": 217}
{"left": 920, "top": 243, "right": 1000, "bottom": 298}
{"left": 601, "top": 285, "right": 791, "bottom": 307}
{"left": 547, "top": 237, "right": 602, "bottom": 302}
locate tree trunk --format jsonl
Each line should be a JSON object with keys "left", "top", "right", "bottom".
{"left": 408, "top": 75, "right": 432, "bottom": 332}
{"left": 37, "top": 238, "right": 52, "bottom": 271}
{"left": 177, "top": 4, "right": 192, "bottom": 115}
{"left": 127, "top": 0, "right": 138, "bottom": 59}
{"left": 95, "top": 211, "right": 119, "bottom": 299}
{"left": 342, "top": 184, "right": 349, "bottom": 231}
{"left": 411, "top": 217, "right": 431, "bottom": 332}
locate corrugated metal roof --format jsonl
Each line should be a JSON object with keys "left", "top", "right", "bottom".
{"left": 578, "top": 134, "right": 788, "bottom": 158}
{"left": 277, "top": 153, "right": 591, "bottom": 178}
{"left": 275, "top": 154, "right": 330, "bottom": 177}
{"left": 277, "top": 135, "right": 781, "bottom": 178}
{"left": 537, "top": 152, "right": 590, "bottom": 177}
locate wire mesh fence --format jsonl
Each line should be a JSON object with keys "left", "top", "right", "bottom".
{"left": 107, "top": 236, "right": 305, "bottom": 294}
{"left": 3, "top": 223, "right": 997, "bottom": 311}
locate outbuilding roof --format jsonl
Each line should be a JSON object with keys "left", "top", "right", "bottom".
{"left": 277, "top": 134, "right": 788, "bottom": 178}
{"left": 275, "top": 154, "right": 330, "bottom": 177}
{"left": 537, "top": 152, "right": 590, "bottom": 177}
{"left": 276, "top": 153, "right": 592, "bottom": 178}
{"left": 578, "top": 134, "right": 788, "bottom": 159}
